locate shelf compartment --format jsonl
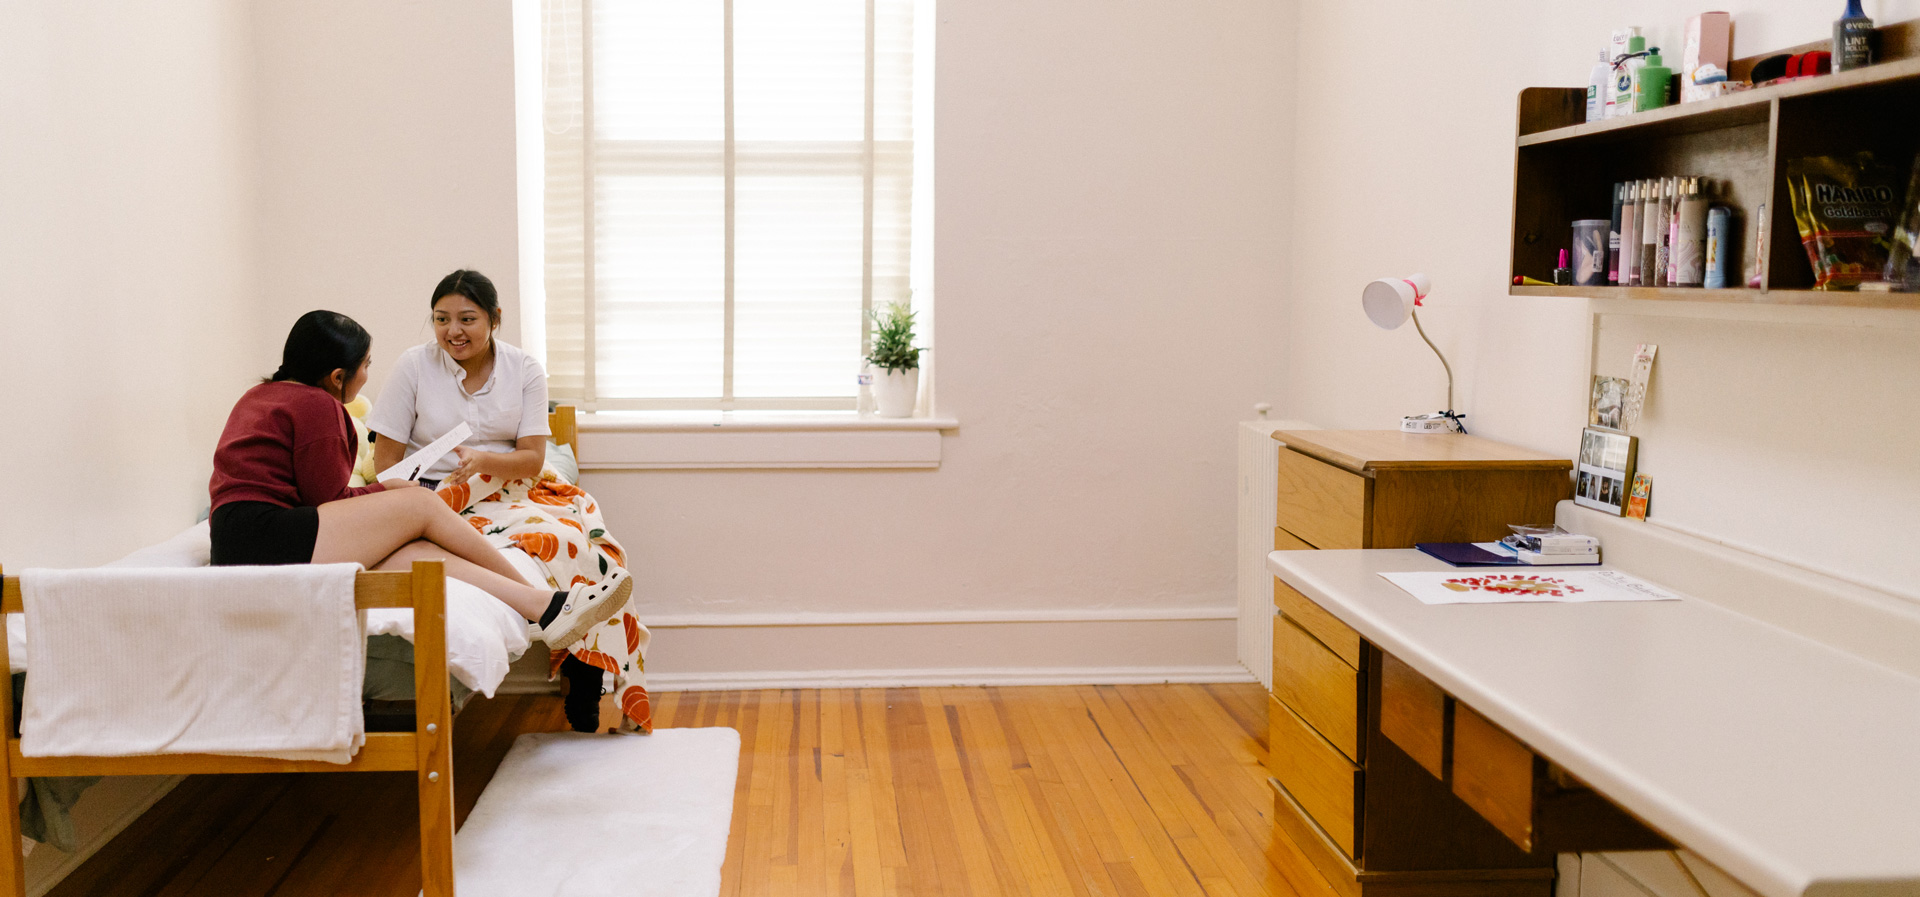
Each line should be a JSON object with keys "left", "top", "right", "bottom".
{"left": 1507, "top": 285, "right": 1920, "bottom": 309}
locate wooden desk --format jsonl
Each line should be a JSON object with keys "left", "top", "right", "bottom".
{"left": 1266, "top": 545, "right": 1920, "bottom": 897}
{"left": 1265, "top": 430, "right": 1578, "bottom": 896}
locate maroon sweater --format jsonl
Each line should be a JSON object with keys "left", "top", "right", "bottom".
{"left": 209, "top": 381, "right": 387, "bottom": 510}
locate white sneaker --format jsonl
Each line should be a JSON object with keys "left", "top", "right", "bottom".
{"left": 541, "top": 570, "right": 633, "bottom": 648}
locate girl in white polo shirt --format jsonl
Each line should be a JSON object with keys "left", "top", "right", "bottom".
{"left": 369, "top": 270, "right": 551, "bottom": 489}
{"left": 369, "top": 270, "right": 619, "bottom": 730}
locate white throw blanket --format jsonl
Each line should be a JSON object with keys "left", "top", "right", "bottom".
{"left": 18, "top": 565, "right": 366, "bottom": 763}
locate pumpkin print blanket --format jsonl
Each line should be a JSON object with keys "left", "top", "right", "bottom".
{"left": 436, "top": 470, "right": 652, "bottom": 733}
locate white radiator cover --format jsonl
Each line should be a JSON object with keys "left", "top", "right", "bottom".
{"left": 1236, "top": 418, "right": 1316, "bottom": 688}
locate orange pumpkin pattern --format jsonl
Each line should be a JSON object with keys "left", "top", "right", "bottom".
{"left": 437, "top": 482, "right": 470, "bottom": 511}
{"left": 508, "top": 532, "right": 559, "bottom": 563}
{"left": 453, "top": 465, "right": 648, "bottom": 732}
{"left": 620, "top": 686, "right": 651, "bottom": 730}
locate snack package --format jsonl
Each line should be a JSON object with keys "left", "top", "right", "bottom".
{"left": 1786, "top": 151, "right": 1901, "bottom": 290}
{"left": 1885, "top": 153, "right": 1920, "bottom": 292}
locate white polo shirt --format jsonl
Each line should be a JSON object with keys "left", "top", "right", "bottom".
{"left": 367, "top": 340, "right": 551, "bottom": 479}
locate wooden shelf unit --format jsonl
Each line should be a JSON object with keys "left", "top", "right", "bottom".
{"left": 1509, "top": 21, "right": 1920, "bottom": 306}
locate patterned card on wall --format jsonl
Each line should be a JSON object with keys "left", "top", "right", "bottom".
{"left": 1621, "top": 344, "right": 1658, "bottom": 434}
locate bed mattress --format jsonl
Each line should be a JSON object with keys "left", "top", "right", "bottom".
{"left": 7, "top": 522, "right": 532, "bottom": 697}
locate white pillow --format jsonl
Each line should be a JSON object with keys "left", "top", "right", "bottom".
{"left": 547, "top": 440, "right": 579, "bottom": 484}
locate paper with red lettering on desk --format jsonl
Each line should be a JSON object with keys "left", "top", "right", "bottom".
{"left": 1380, "top": 569, "right": 1682, "bottom": 605}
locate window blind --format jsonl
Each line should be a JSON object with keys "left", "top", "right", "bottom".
{"left": 541, "top": 0, "right": 920, "bottom": 410}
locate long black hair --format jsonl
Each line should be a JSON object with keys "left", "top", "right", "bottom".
{"left": 431, "top": 269, "right": 500, "bottom": 327}
{"left": 268, "top": 310, "right": 371, "bottom": 389}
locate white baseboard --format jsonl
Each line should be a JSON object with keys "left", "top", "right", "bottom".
{"left": 641, "top": 664, "right": 1253, "bottom": 692}
{"left": 497, "top": 608, "right": 1247, "bottom": 694}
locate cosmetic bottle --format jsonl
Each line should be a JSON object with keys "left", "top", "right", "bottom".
{"left": 1705, "top": 204, "right": 1733, "bottom": 289}
{"left": 1835, "top": 0, "right": 1874, "bottom": 72}
{"left": 1633, "top": 52, "right": 1673, "bottom": 112}
{"left": 1587, "top": 51, "right": 1612, "bottom": 122}
{"left": 1554, "top": 249, "right": 1573, "bottom": 285}
{"left": 1658, "top": 177, "right": 1674, "bottom": 286}
{"left": 1651, "top": 178, "right": 1666, "bottom": 284}
{"left": 1607, "top": 27, "right": 1641, "bottom": 118}
{"left": 1611, "top": 37, "right": 1649, "bottom": 118}
{"left": 1620, "top": 181, "right": 1641, "bottom": 285}
{"left": 1676, "top": 178, "right": 1710, "bottom": 287}
{"left": 1608, "top": 182, "right": 1627, "bottom": 284}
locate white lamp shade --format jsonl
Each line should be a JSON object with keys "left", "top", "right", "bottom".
{"left": 1362, "top": 274, "right": 1430, "bottom": 330}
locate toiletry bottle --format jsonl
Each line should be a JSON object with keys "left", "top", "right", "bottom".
{"left": 1658, "top": 177, "right": 1674, "bottom": 286}
{"left": 1587, "top": 50, "right": 1612, "bottom": 122}
{"left": 1705, "top": 204, "right": 1732, "bottom": 289}
{"left": 1608, "top": 182, "right": 1627, "bottom": 284}
{"left": 1835, "top": 0, "right": 1874, "bottom": 72}
{"left": 1748, "top": 201, "right": 1768, "bottom": 288}
{"left": 1676, "top": 178, "right": 1710, "bottom": 287}
{"left": 1612, "top": 37, "right": 1649, "bottom": 118}
{"left": 1554, "top": 249, "right": 1573, "bottom": 285}
{"left": 1641, "top": 177, "right": 1665, "bottom": 287}
{"left": 1606, "top": 27, "right": 1641, "bottom": 118}
{"left": 1633, "top": 52, "right": 1673, "bottom": 112}
{"left": 1620, "top": 181, "right": 1641, "bottom": 285}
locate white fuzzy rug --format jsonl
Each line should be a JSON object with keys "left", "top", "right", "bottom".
{"left": 453, "top": 728, "right": 742, "bottom": 896}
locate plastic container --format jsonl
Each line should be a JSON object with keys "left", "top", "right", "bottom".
{"left": 1612, "top": 37, "right": 1649, "bottom": 118}
{"left": 1632, "top": 52, "right": 1672, "bottom": 112}
{"left": 1572, "top": 220, "right": 1610, "bottom": 286}
{"left": 1587, "top": 51, "right": 1612, "bottom": 122}
{"left": 1705, "top": 205, "right": 1733, "bottom": 289}
{"left": 1835, "top": 0, "right": 1874, "bottom": 72}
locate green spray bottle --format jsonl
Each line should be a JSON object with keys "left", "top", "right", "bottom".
{"left": 1632, "top": 52, "right": 1672, "bottom": 112}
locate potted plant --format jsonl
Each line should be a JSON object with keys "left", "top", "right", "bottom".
{"left": 866, "top": 301, "right": 921, "bottom": 418}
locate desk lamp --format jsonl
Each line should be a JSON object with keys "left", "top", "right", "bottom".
{"left": 1362, "top": 274, "right": 1466, "bottom": 434}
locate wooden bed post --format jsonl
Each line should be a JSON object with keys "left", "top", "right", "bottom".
{"left": 411, "top": 559, "right": 455, "bottom": 897}
{"left": 0, "top": 565, "right": 25, "bottom": 897}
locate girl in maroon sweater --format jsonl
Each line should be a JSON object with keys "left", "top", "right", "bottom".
{"left": 210, "top": 311, "right": 630, "bottom": 646}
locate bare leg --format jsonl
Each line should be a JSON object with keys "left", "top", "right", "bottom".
{"left": 372, "top": 540, "right": 554, "bottom": 620}
{"left": 312, "top": 488, "right": 549, "bottom": 612}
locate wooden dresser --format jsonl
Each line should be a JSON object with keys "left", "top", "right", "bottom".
{"left": 1266, "top": 430, "right": 1582, "bottom": 897}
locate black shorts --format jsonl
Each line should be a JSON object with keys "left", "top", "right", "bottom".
{"left": 209, "top": 501, "right": 320, "bottom": 566}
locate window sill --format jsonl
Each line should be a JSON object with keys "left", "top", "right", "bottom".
{"left": 575, "top": 411, "right": 959, "bottom": 470}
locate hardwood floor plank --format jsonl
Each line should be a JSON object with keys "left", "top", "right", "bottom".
{"left": 46, "top": 685, "right": 1300, "bottom": 897}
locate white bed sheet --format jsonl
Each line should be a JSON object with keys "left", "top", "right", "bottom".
{"left": 7, "top": 521, "right": 531, "bottom": 697}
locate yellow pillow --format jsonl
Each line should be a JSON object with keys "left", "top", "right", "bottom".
{"left": 344, "top": 396, "right": 378, "bottom": 486}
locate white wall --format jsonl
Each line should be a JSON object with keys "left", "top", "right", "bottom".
{"left": 252, "top": 0, "right": 523, "bottom": 388}
{"left": 569, "top": 0, "right": 1296, "bottom": 683}
{"left": 0, "top": 4, "right": 255, "bottom": 888}
{"left": 0, "top": 1, "right": 261, "bottom": 567}
{"left": 1285, "top": 0, "right": 1920, "bottom": 596}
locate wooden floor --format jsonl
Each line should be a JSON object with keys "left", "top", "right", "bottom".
{"left": 46, "top": 684, "right": 1330, "bottom": 897}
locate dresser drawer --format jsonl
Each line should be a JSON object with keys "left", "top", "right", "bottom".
{"left": 1379, "top": 651, "right": 1448, "bottom": 781}
{"left": 1274, "top": 526, "right": 1314, "bottom": 552}
{"left": 1268, "top": 695, "right": 1362, "bottom": 858}
{"left": 1273, "top": 578, "right": 1361, "bottom": 668}
{"left": 1274, "top": 448, "right": 1366, "bottom": 550}
{"left": 1271, "top": 615, "right": 1362, "bottom": 761}
{"left": 1451, "top": 705, "right": 1538, "bottom": 851}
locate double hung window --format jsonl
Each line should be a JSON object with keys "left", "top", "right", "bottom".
{"left": 538, "top": 0, "right": 927, "bottom": 411}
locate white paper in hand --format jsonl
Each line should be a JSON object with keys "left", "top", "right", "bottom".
{"left": 376, "top": 422, "right": 473, "bottom": 482}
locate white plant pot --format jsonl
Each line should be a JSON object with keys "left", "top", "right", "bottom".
{"left": 874, "top": 367, "right": 919, "bottom": 418}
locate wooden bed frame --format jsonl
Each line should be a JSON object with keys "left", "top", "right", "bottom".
{"left": 0, "top": 561, "right": 456, "bottom": 897}
{"left": 0, "top": 406, "right": 582, "bottom": 897}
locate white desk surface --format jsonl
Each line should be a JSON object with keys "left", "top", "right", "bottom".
{"left": 1267, "top": 549, "right": 1920, "bottom": 897}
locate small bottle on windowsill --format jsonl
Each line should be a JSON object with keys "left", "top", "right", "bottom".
{"left": 856, "top": 366, "right": 875, "bottom": 416}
